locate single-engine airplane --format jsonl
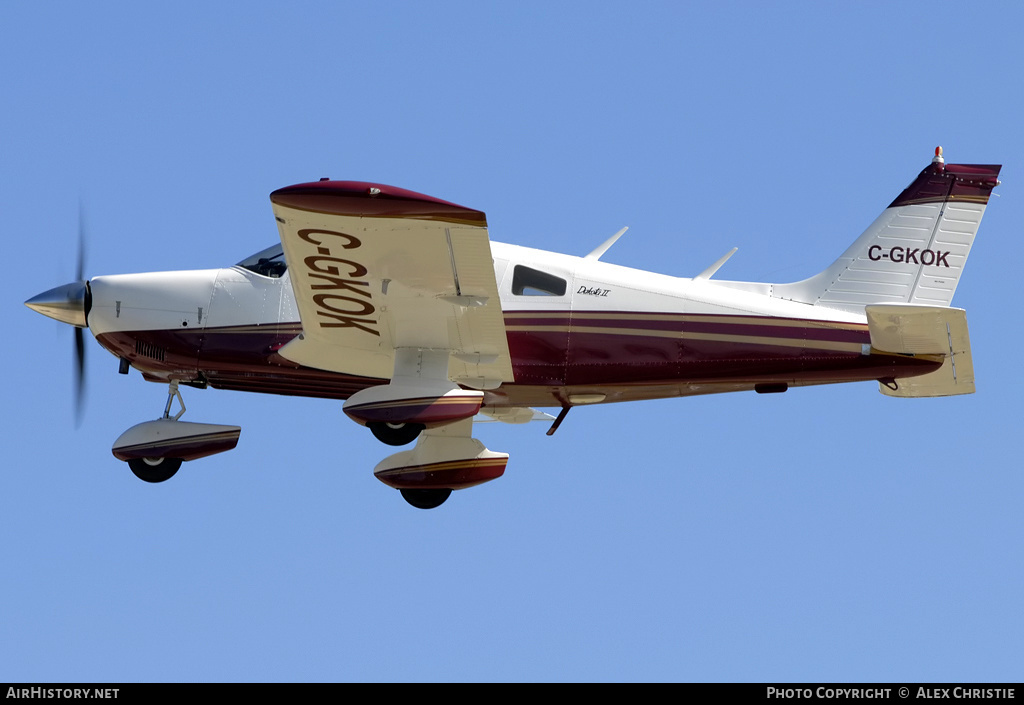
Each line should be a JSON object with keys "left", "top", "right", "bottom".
{"left": 25, "top": 148, "right": 1000, "bottom": 508}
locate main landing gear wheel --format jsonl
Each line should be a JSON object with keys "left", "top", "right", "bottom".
{"left": 400, "top": 488, "right": 452, "bottom": 509}
{"left": 369, "top": 422, "right": 425, "bottom": 446}
{"left": 127, "top": 457, "right": 182, "bottom": 483}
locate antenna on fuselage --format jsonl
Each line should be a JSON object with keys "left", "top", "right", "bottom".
{"left": 585, "top": 226, "right": 629, "bottom": 261}
{"left": 694, "top": 247, "right": 738, "bottom": 281}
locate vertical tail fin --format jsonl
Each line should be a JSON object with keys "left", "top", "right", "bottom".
{"left": 774, "top": 150, "right": 1000, "bottom": 313}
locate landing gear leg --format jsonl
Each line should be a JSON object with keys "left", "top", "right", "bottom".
{"left": 162, "top": 380, "right": 186, "bottom": 421}
{"left": 124, "top": 380, "right": 187, "bottom": 483}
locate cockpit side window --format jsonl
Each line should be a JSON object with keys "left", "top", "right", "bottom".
{"left": 512, "top": 265, "right": 566, "bottom": 296}
{"left": 237, "top": 243, "right": 287, "bottom": 278}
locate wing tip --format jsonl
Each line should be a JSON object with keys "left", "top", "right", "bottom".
{"left": 271, "top": 181, "right": 486, "bottom": 226}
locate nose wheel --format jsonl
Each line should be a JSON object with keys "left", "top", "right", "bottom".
{"left": 369, "top": 422, "right": 424, "bottom": 446}
{"left": 400, "top": 488, "right": 452, "bottom": 509}
{"left": 128, "top": 457, "right": 182, "bottom": 483}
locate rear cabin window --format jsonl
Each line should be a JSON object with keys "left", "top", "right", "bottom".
{"left": 512, "top": 265, "right": 567, "bottom": 297}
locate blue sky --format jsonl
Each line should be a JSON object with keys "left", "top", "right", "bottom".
{"left": 3, "top": 2, "right": 1022, "bottom": 682}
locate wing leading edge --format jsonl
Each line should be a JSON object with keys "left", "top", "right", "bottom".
{"left": 270, "top": 181, "right": 514, "bottom": 389}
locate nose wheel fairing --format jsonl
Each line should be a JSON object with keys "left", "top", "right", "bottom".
{"left": 111, "top": 419, "right": 241, "bottom": 464}
{"left": 112, "top": 381, "right": 241, "bottom": 483}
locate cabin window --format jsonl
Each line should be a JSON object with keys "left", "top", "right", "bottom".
{"left": 237, "top": 243, "right": 287, "bottom": 278}
{"left": 512, "top": 265, "right": 566, "bottom": 297}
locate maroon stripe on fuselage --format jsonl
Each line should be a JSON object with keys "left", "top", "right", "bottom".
{"left": 96, "top": 311, "right": 936, "bottom": 404}
{"left": 507, "top": 311, "right": 868, "bottom": 338}
{"left": 203, "top": 369, "right": 380, "bottom": 400}
{"left": 96, "top": 325, "right": 385, "bottom": 401}
{"left": 560, "top": 317, "right": 867, "bottom": 344}
{"left": 505, "top": 311, "right": 872, "bottom": 385}
{"left": 682, "top": 319, "right": 867, "bottom": 343}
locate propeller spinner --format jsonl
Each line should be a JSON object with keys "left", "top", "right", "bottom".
{"left": 24, "top": 281, "right": 91, "bottom": 327}
{"left": 24, "top": 211, "right": 91, "bottom": 423}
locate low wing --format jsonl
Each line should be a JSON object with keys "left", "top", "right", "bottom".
{"left": 270, "top": 181, "right": 513, "bottom": 389}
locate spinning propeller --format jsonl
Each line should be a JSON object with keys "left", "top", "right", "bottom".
{"left": 24, "top": 206, "right": 92, "bottom": 424}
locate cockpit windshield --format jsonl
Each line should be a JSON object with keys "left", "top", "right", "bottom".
{"left": 237, "top": 243, "right": 287, "bottom": 278}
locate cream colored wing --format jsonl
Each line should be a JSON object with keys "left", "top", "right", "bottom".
{"left": 270, "top": 181, "right": 513, "bottom": 389}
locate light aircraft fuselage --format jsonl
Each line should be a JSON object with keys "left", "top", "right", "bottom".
{"left": 84, "top": 241, "right": 936, "bottom": 408}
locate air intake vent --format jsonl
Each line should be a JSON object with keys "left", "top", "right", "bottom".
{"left": 135, "top": 340, "right": 166, "bottom": 362}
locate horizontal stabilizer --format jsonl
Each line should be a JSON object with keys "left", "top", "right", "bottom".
{"left": 866, "top": 304, "right": 974, "bottom": 397}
